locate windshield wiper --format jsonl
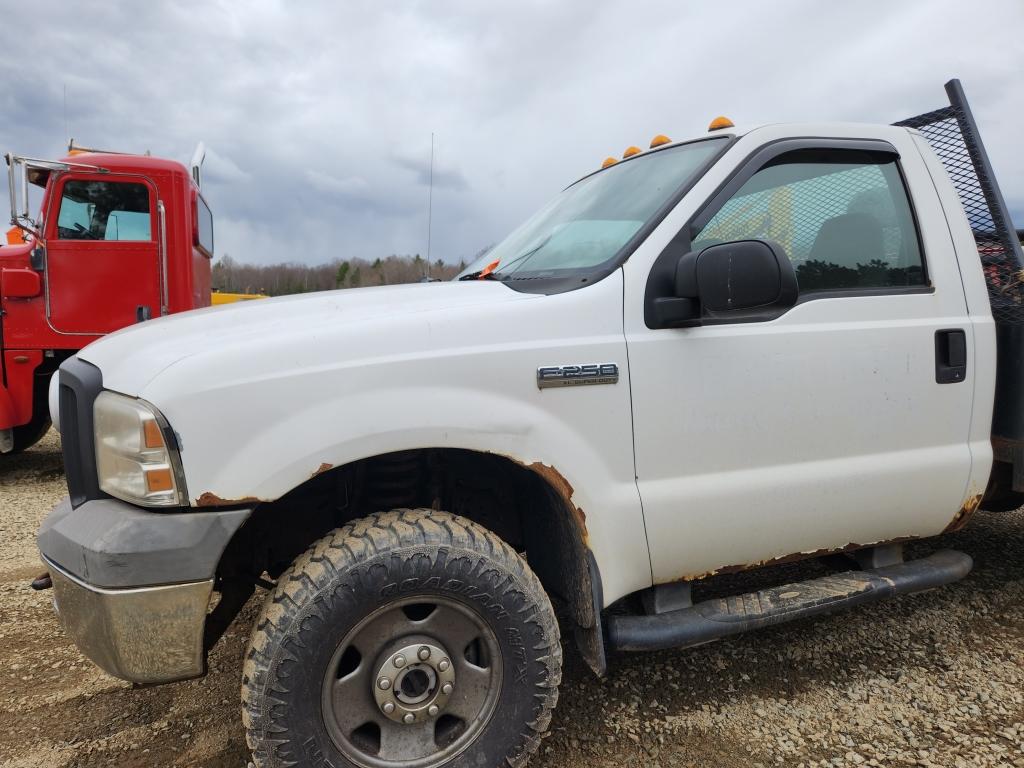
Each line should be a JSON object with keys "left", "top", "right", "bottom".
{"left": 458, "top": 266, "right": 499, "bottom": 281}
{"left": 458, "top": 236, "right": 552, "bottom": 282}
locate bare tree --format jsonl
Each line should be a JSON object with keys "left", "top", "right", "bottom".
{"left": 212, "top": 254, "right": 463, "bottom": 297}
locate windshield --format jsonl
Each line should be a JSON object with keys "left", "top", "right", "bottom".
{"left": 457, "top": 137, "right": 728, "bottom": 292}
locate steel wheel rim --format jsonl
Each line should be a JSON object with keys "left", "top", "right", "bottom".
{"left": 321, "top": 595, "right": 503, "bottom": 768}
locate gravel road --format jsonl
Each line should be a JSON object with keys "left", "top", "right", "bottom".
{"left": 1, "top": 431, "right": 1022, "bottom": 767}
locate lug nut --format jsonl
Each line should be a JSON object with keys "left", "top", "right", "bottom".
{"left": 441, "top": 682, "right": 453, "bottom": 695}
{"left": 378, "top": 678, "right": 391, "bottom": 690}
{"left": 418, "top": 646, "right": 431, "bottom": 661}
{"left": 394, "top": 654, "right": 406, "bottom": 668}
{"left": 428, "top": 704, "right": 439, "bottom": 717}
{"left": 382, "top": 702, "right": 395, "bottom": 714}
{"left": 403, "top": 713, "right": 415, "bottom": 724}
{"left": 438, "top": 658, "right": 450, "bottom": 672}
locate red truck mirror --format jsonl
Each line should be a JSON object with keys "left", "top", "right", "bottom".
{"left": 1, "top": 267, "right": 42, "bottom": 298}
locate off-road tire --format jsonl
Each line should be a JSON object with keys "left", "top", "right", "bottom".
{"left": 242, "top": 508, "right": 561, "bottom": 768}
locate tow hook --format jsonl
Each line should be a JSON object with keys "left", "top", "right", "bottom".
{"left": 30, "top": 572, "right": 52, "bottom": 591}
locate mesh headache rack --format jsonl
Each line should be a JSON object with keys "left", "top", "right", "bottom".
{"left": 897, "top": 79, "right": 1024, "bottom": 488}
{"left": 895, "top": 79, "right": 1024, "bottom": 321}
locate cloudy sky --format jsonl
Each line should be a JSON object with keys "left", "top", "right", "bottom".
{"left": 1, "top": 0, "right": 1021, "bottom": 266}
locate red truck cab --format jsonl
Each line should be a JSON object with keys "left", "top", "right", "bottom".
{"left": 1, "top": 147, "right": 213, "bottom": 452}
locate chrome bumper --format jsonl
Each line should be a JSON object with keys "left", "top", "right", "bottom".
{"left": 45, "top": 556, "right": 213, "bottom": 684}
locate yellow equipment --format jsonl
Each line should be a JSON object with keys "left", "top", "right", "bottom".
{"left": 211, "top": 291, "right": 268, "bottom": 305}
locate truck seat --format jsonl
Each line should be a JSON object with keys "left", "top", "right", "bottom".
{"left": 808, "top": 212, "right": 884, "bottom": 275}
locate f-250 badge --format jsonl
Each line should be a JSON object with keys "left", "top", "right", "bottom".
{"left": 536, "top": 363, "right": 619, "bottom": 389}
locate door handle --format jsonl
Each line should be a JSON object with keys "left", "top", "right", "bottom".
{"left": 935, "top": 329, "right": 966, "bottom": 384}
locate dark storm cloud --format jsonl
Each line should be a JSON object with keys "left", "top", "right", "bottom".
{"left": 1, "top": 0, "right": 1021, "bottom": 266}
{"left": 393, "top": 153, "right": 468, "bottom": 191}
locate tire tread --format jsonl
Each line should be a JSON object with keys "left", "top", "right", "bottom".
{"left": 242, "top": 508, "right": 561, "bottom": 768}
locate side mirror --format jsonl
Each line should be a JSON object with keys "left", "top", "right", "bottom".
{"left": 30, "top": 245, "right": 45, "bottom": 271}
{"left": 1, "top": 267, "right": 42, "bottom": 298}
{"left": 654, "top": 239, "right": 798, "bottom": 327}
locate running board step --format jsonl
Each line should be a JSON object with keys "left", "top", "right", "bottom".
{"left": 606, "top": 549, "right": 972, "bottom": 652}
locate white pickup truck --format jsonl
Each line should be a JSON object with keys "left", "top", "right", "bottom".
{"left": 36, "top": 80, "right": 1024, "bottom": 768}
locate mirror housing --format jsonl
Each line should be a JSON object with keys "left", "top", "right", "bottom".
{"left": 1, "top": 267, "right": 42, "bottom": 298}
{"left": 653, "top": 239, "right": 798, "bottom": 327}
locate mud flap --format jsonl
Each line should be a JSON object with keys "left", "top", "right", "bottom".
{"left": 576, "top": 551, "right": 607, "bottom": 676}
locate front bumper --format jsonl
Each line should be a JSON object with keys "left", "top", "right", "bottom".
{"left": 45, "top": 556, "right": 213, "bottom": 684}
{"left": 38, "top": 496, "right": 252, "bottom": 684}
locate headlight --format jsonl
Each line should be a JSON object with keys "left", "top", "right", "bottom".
{"left": 94, "top": 391, "right": 187, "bottom": 507}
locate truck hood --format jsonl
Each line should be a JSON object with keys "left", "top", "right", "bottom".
{"left": 78, "top": 281, "right": 536, "bottom": 395}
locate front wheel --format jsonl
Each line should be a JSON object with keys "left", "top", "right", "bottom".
{"left": 7, "top": 413, "right": 51, "bottom": 454}
{"left": 5, "top": 372, "right": 53, "bottom": 455}
{"left": 242, "top": 509, "right": 561, "bottom": 768}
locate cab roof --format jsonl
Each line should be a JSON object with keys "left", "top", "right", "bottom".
{"left": 576, "top": 120, "right": 914, "bottom": 185}
{"left": 27, "top": 151, "right": 192, "bottom": 188}
{"left": 61, "top": 151, "right": 190, "bottom": 175}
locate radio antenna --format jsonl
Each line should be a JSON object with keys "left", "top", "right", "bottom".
{"left": 426, "top": 132, "right": 434, "bottom": 277}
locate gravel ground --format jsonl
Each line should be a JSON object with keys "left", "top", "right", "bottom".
{"left": 1, "top": 431, "right": 1022, "bottom": 767}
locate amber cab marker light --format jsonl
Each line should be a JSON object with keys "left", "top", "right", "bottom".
{"left": 650, "top": 134, "right": 671, "bottom": 148}
{"left": 622, "top": 146, "right": 642, "bottom": 159}
{"left": 708, "top": 116, "right": 734, "bottom": 131}
{"left": 601, "top": 157, "right": 618, "bottom": 169}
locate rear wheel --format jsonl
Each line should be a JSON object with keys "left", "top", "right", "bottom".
{"left": 981, "top": 460, "right": 1024, "bottom": 512}
{"left": 979, "top": 494, "right": 1024, "bottom": 513}
{"left": 242, "top": 508, "right": 561, "bottom": 768}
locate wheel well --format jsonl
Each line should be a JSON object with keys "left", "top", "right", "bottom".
{"left": 215, "top": 448, "right": 604, "bottom": 672}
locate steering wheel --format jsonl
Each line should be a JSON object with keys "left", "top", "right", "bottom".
{"left": 72, "top": 222, "right": 98, "bottom": 240}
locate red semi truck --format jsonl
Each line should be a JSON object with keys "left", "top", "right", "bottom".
{"left": 1, "top": 144, "right": 214, "bottom": 453}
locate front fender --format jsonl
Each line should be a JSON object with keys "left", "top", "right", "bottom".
{"left": 0, "top": 349, "right": 43, "bottom": 429}
{"left": 0, "top": 383, "right": 16, "bottom": 430}
{"left": 185, "top": 385, "right": 646, "bottom": 607}
{"left": 141, "top": 271, "right": 652, "bottom": 605}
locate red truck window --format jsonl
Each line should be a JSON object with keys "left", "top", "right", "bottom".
{"left": 56, "top": 180, "right": 152, "bottom": 241}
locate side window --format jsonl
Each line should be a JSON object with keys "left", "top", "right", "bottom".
{"left": 693, "top": 149, "right": 925, "bottom": 292}
{"left": 56, "top": 180, "right": 152, "bottom": 241}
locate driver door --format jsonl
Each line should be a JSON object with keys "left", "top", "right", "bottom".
{"left": 45, "top": 173, "right": 162, "bottom": 335}
{"left": 625, "top": 138, "right": 976, "bottom": 583}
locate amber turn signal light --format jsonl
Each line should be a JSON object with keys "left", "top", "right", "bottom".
{"left": 144, "top": 467, "right": 174, "bottom": 493}
{"left": 143, "top": 419, "right": 165, "bottom": 449}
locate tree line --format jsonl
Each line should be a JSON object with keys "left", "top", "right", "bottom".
{"left": 211, "top": 253, "right": 475, "bottom": 296}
